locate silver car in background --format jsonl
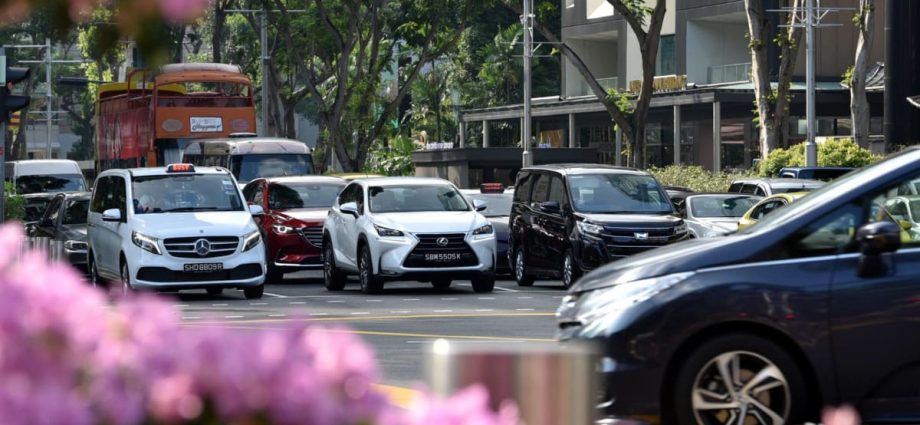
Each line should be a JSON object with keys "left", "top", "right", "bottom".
{"left": 683, "top": 193, "right": 762, "bottom": 238}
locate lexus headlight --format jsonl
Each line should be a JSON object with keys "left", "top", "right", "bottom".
{"left": 242, "top": 229, "right": 262, "bottom": 252}
{"left": 374, "top": 224, "right": 404, "bottom": 237}
{"left": 575, "top": 272, "right": 696, "bottom": 333}
{"left": 577, "top": 221, "right": 604, "bottom": 235}
{"left": 472, "top": 224, "right": 493, "bottom": 235}
{"left": 64, "top": 240, "right": 88, "bottom": 251}
{"left": 273, "top": 224, "right": 298, "bottom": 234}
{"left": 131, "top": 231, "right": 162, "bottom": 255}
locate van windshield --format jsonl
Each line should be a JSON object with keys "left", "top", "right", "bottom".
{"left": 231, "top": 154, "right": 314, "bottom": 182}
{"left": 568, "top": 173, "right": 672, "bottom": 214}
{"left": 132, "top": 174, "right": 245, "bottom": 214}
{"left": 16, "top": 174, "right": 86, "bottom": 194}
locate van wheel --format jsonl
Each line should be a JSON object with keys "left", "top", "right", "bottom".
{"left": 120, "top": 259, "right": 135, "bottom": 295}
{"left": 514, "top": 248, "right": 534, "bottom": 287}
{"left": 672, "top": 333, "right": 808, "bottom": 425}
{"left": 562, "top": 249, "right": 581, "bottom": 289}
{"left": 243, "top": 285, "right": 264, "bottom": 300}
{"left": 472, "top": 275, "right": 495, "bottom": 293}
{"left": 324, "top": 242, "right": 346, "bottom": 291}
{"left": 88, "top": 253, "right": 106, "bottom": 289}
{"left": 432, "top": 279, "right": 452, "bottom": 289}
{"left": 358, "top": 245, "right": 383, "bottom": 294}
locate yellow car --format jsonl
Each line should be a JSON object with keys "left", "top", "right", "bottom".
{"left": 737, "top": 192, "right": 809, "bottom": 230}
{"left": 328, "top": 172, "right": 384, "bottom": 182}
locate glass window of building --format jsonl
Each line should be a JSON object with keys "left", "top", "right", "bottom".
{"left": 657, "top": 35, "right": 676, "bottom": 76}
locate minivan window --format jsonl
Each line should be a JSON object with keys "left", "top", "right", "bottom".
{"left": 369, "top": 185, "right": 469, "bottom": 213}
{"left": 548, "top": 175, "right": 567, "bottom": 206}
{"left": 132, "top": 174, "right": 245, "bottom": 214}
{"left": 91, "top": 177, "right": 111, "bottom": 213}
{"left": 530, "top": 174, "right": 551, "bottom": 203}
{"left": 568, "top": 173, "right": 671, "bottom": 214}
{"left": 230, "top": 154, "right": 314, "bottom": 182}
{"left": 16, "top": 174, "right": 86, "bottom": 194}
{"left": 514, "top": 173, "right": 532, "bottom": 203}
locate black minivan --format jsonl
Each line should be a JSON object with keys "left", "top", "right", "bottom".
{"left": 558, "top": 147, "right": 920, "bottom": 424}
{"left": 509, "top": 164, "right": 688, "bottom": 288}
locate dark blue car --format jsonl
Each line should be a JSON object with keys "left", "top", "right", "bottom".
{"left": 558, "top": 147, "right": 920, "bottom": 424}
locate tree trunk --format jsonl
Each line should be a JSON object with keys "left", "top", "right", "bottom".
{"left": 212, "top": 1, "right": 226, "bottom": 63}
{"left": 851, "top": 0, "right": 875, "bottom": 148}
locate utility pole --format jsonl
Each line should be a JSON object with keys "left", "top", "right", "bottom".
{"left": 225, "top": 9, "right": 306, "bottom": 138}
{"left": 772, "top": 0, "right": 851, "bottom": 167}
{"left": 521, "top": 0, "right": 533, "bottom": 168}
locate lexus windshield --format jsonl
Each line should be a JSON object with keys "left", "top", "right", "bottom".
{"left": 16, "top": 174, "right": 86, "bottom": 194}
{"left": 132, "top": 174, "right": 245, "bottom": 214}
{"left": 269, "top": 182, "right": 345, "bottom": 209}
{"left": 231, "top": 154, "right": 314, "bottom": 182}
{"left": 369, "top": 185, "right": 470, "bottom": 213}
{"left": 568, "top": 173, "right": 672, "bottom": 214}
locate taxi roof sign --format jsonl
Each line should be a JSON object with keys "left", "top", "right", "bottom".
{"left": 167, "top": 164, "right": 195, "bottom": 173}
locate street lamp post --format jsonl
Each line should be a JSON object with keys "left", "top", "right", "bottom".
{"left": 521, "top": 0, "right": 533, "bottom": 168}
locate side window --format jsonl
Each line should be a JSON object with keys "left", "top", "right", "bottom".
{"left": 355, "top": 186, "right": 366, "bottom": 214}
{"left": 530, "top": 173, "right": 551, "bottom": 204}
{"left": 514, "top": 172, "right": 532, "bottom": 203}
{"left": 869, "top": 173, "right": 920, "bottom": 246}
{"left": 728, "top": 183, "right": 743, "bottom": 193}
{"left": 786, "top": 202, "right": 862, "bottom": 257}
{"left": 740, "top": 184, "right": 757, "bottom": 194}
{"left": 113, "top": 177, "right": 127, "bottom": 217}
{"left": 91, "top": 177, "right": 111, "bottom": 213}
{"left": 44, "top": 196, "right": 63, "bottom": 223}
{"left": 754, "top": 186, "right": 767, "bottom": 197}
{"left": 252, "top": 183, "right": 265, "bottom": 208}
{"left": 242, "top": 181, "right": 258, "bottom": 203}
{"left": 548, "top": 175, "right": 567, "bottom": 207}
{"left": 339, "top": 183, "right": 357, "bottom": 206}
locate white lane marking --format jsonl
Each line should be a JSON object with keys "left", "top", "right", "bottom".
{"left": 224, "top": 315, "right": 244, "bottom": 319}
{"left": 182, "top": 316, "right": 201, "bottom": 320}
{"left": 264, "top": 292, "right": 289, "bottom": 298}
{"left": 493, "top": 286, "right": 518, "bottom": 292}
{"left": 433, "top": 310, "right": 453, "bottom": 313}
{"left": 402, "top": 298, "right": 420, "bottom": 301}
{"left": 351, "top": 312, "right": 371, "bottom": 315}
{"left": 175, "top": 304, "right": 189, "bottom": 308}
{"left": 517, "top": 296, "right": 533, "bottom": 299}
{"left": 289, "top": 302, "right": 306, "bottom": 305}
{"left": 553, "top": 296, "right": 564, "bottom": 299}
{"left": 327, "top": 300, "right": 345, "bottom": 303}
{"left": 440, "top": 298, "right": 458, "bottom": 301}
{"left": 475, "top": 309, "right": 494, "bottom": 312}
{"left": 310, "top": 313, "right": 329, "bottom": 316}
{"left": 390, "top": 310, "right": 412, "bottom": 314}
{"left": 477, "top": 297, "right": 496, "bottom": 300}
{"left": 268, "top": 314, "right": 286, "bottom": 317}
{"left": 250, "top": 302, "right": 268, "bottom": 306}
{"left": 515, "top": 308, "right": 535, "bottom": 311}
{"left": 406, "top": 340, "right": 523, "bottom": 344}
{"left": 212, "top": 304, "right": 228, "bottom": 307}
{"left": 366, "top": 300, "right": 383, "bottom": 303}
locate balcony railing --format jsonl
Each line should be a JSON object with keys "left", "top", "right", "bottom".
{"left": 707, "top": 62, "right": 752, "bottom": 84}
{"left": 574, "top": 76, "right": 619, "bottom": 97}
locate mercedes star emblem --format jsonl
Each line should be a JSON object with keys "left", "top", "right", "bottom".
{"left": 194, "top": 239, "right": 211, "bottom": 256}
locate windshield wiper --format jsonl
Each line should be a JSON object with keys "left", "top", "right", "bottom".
{"left": 161, "top": 207, "right": 220, "bottom": 213}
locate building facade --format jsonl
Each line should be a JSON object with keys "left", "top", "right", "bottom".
{"left": 459, "top": 0, "right": 887, "bottom": 172}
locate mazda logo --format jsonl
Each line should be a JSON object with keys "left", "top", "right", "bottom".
{"left": 634, "top": 232, "right": 649, "bottom": 240}
{"left": 436, "top": 237, "right": 450, "bottom": 247}
{"left": 194, "top": 239, "right": 211, "bottom": 256}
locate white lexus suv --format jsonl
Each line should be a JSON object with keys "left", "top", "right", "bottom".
{"left": 323, "top": 177, "right": 496, "bottom": 294}
{"left": 86, "top": 164, "right": 267, "bottom": 298}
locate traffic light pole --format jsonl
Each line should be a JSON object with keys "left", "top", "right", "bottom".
{"left": 1, "top": 48, "right": 6, "bottom": 223}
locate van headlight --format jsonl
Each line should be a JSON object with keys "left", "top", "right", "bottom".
{"left": 131, "top": 231, "right": 162, "bottom": 255}
{"left": 242, "top": 230, "right": 262, "bottom": 252}
{"left": 472, "top": 224, "right": 493, "bottom": 235}
{"left": 64, "top": 240, "right": 88, "bottom": 251}
{"left": 577, "top": 221, "right": 604, "bottom": 235}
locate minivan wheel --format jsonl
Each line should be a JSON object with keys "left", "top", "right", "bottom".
{"left": 323, "top": 242, "right": 346, "bottom": 291}
{"left": 672, "top": 333, "right": 807, "bottom": 425}
{"left": 513, "top": 248, "right": 534, "bottom": 287}
{"left": 562, "top": 249, "right": 581, "bottom": 289}
{"left": 358, "top": 245, "right": 383, "bottom": 294}
{"left": 243, "top": 285, "right": 264, "bottom": 299}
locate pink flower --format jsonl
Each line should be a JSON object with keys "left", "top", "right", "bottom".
{"left": 158, "top": 0, "right": 211, "bottom": 23}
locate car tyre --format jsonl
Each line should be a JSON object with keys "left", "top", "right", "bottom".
{"left": 324, "top": 242, "right": 347, "bottom": 291}
{"left": 358, "top": 245, "right": 383, "bottom": 294}
{"left": 513, "top": 248, "right": 535, "bottom": 287}
{"left": 471, "top": 275, "right": 495, "bottom": 293}
{"left": 206, "top": 287, "right": 223, "bottom": 295}
{"left": 431, "top": 279, "right": 452, "bottom": 289}
{"left": 120, "top": 259, "right": 135, "bottom": 295}
{"left": 672, "top": 333, "right": 809, "bottom": 425}
{"left": 88, "top": 252, "right": 107, "bottom": 290}
{"left": 243, "top": 285, "right": 264, "bottom": 300}
{"left": 562, "top": 248, "right": 581, "bottom": 289}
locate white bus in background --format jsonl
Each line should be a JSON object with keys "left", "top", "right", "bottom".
{"left": 181, "top": 135, "right": 314, "bottom": 186}
{"left": 4, "top": 159, "right": 88, "bottom": 195}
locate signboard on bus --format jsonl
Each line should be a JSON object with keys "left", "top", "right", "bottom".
{"left": 190, "top": 117, "right": 224, "bottom": 133}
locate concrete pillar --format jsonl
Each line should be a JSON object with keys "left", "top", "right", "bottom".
{"left": 614, "top": 128, "right": 623, "bottom": 167}
{"left": 520, "top": 117, "right": 525, "bottom": 148}
{"left": 673, "top": 105, "right": 681, "bottom": 166}
{"left": 568, "top": 114, "right": 576, "bottom": 148}
{"left": 482, "top": 120, "right": 490, "bottom": 148}
{"left": 712, "top": 101, "right": 721, "bottom": 173}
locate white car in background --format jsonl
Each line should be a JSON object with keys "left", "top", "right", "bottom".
{"left": 86, "top": 164, "right": 267, "bottom": 298}
{"left": 322, "top": 177, "right": 497, "bottom": 294}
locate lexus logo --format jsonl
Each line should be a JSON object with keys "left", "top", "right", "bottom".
{"left": 194, "top": 239, "right": 211, "bottom": 256}
{"left": 634, "top": 232, "right": 649, "bottom": 240}
{"left": 436, "top": 237, "right": 450, "bottom": 247}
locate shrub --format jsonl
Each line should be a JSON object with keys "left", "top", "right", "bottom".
{"left": 649, "top": 165, "right": 754, "bottom": 193}
{"left": 3, "top": 182, "right": 24, "bottom": 221}
{"left": 365, "top": 135, "right": 417, "bottom": 176}
{"left": 758, "top": 137, "right": 881, "bottom": 177}
{"left": 0, "top": 224, "right": 518, "bottom": 425}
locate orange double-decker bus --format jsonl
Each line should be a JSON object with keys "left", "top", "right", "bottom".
{"left": 95, "top": 63, "right": 257, "bottom": 172}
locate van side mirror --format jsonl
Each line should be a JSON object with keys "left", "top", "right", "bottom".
{"left": 340, "top": 202, "right": 359, "bottom": 217}
{"left": 856, "top": 221, "right": 901, "bottom": 278}
{"left": 473, "top": 199, "right": 487, "bottom": 212}
{"left": 102, "top": 208, "right": 122, "bottom": 222}
{"left": 249, "top": 204, "right": 264, "bottom": 216}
